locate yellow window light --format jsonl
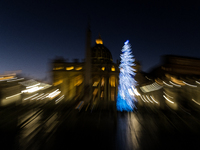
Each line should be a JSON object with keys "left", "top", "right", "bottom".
{"left": 102, "top": 67, "right": 105, "bottom": 71}
{"left": 101, "top": 78, "right": 104, "bottom": 86}
{"left": 101, "top": 91, "right": 104, "bottom": 97}
{"left": 93, "top": 81, "right": 99, "bottom": 87}
{"left": 76, "top": 67, "right": 82, "bottom": 70}
{"left": 109, "top": 76, "right": 116, "bottom": 87}
{"left": 111, "top": 67, "right": 115, "bottom": 71}
{"left": 53, "top": 67, "right": 64, "bottom": 70}
{"left": 66, "top": 66, "right": 74, "bottom": 70}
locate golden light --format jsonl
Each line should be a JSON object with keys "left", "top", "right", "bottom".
{"left": 109, "top": 76, "right": 116, "bottom": 87}
{"left": 93, "top": 81, "right": 99, "bottom": 87}
{"left": 76, "top": 67, "right": 82, "bottom": 70}
{"left": 0, "top": 76, "right": 15, "bottom": 81}
{"left": 53, "top": 80, "right": 63, "bottom": 86}
{"left": 66, "top": 66, "right": 74, "bottom": 70}
{"left": 53, "top": 67, "right": 64, "bottom": 70}
{"left": 93, "top": 88, "right": 98, "bottom": 95}
{"left": 74, "top": 75, "right": 83, "bottom": 86}
{"left": 101, "top": 91, "right": 104, "bottom": 97}
{"left": 155, "top": 78, "right": 163, "bottom": 85}
{"left": 102, "top": 67, "right": 105, "bottom": 71}
{"left": 171, "top": 77, "right": 185, "bottom": 85}
{"left": 101, "top": 78, "right": 104, "bottom": 86}
{"left": 111, "top": 67, "right": 115, "bottom": 71}
{"left": 96, "top": 39, "right": 103, "bottom": 44}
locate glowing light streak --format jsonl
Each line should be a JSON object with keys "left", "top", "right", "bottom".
{"left": 132, "top": 87, "right": 140, "bottom": 96}
{"left": 169, "top": 81, "right": 181, "bottom": 87}
{"left": 196, "top": 81, "right": 200, "bottom": 84}
{"left": 6, "top": 93, "right": 21, "bottom": 99}
{"left": 146, "top": 95, "right": 153, "bottom": 103}
{"left": 37, "top": 93, "right": 48, "bottom": 100}
{"left": 41, "top": 93, "right": 49, "bottom": 100}
{"left": 75, "top": 101, "right": 84, "bottom": 109}
{"left": 163, "top": 81, "right": 173, "bottom": 87}
{"left": 0, "top": 76, "right": 16, "bottom": 81}
{"left": 55, "top": 95, "right": 64, "bottom": 104}
{"left": 128, "top": 88, "right": 135, "bottom": 96}
{"left": 163, "top": 95, "right": 174, "bottom": 104}
{"left": 24, "top": 93, "right": 39, "bottom": 100}
{"left": 142, "top": 95, "right": 149, "bottom": 103}
{"left": 145, "top": 76, "right": 152, "bottom": 80}
{"left": 7, "top": 78, "right": 24, "bottom": 82}
{"left": 182, "top": 81, "right": 197, "bottom": 87}
{"left": 26, "top": 83, "right": 40, "bottom": 89}
{"left": 171, "top": 77, "right": 185, "bottom": 85}
{"left": 139, "top": 95, "right": 145, "bottom": 102}
{"left": 150, "top": 95, "right": 159, "bottom": 104}
{"left": 31, "top": 93, "right": 44, "bottom": 100}
{"left": 192, "top": 99, "right": 200, "bottom": 106}
{"left": 21, "top": 86, "right": 44, "bottom": 93}
{"left": 47, "top": 89, "right": 61, "bottom": 99}
{"left": 155, "top": 78, "right": 163, "bottom": 85}
{"left": 163, "top": 91, "right": 173, "bottom": 99}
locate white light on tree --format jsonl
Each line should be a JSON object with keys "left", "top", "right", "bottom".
{"left": 116, "top": 40, "right": 137, "bottom": 112}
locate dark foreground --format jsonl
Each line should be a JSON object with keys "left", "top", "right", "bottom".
{"left": 1, "top": 101, "right": 200, "bottom": 150}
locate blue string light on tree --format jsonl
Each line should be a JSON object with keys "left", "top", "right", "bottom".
{"left": 116, "top": 40, "right": 138, "bottom": 112}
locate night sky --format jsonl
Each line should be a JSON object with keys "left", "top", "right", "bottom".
{"left": 1, "top": 1, "right": 200, "bottom": 80}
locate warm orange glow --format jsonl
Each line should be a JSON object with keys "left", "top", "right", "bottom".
{"left": 53, "top": 80, "right": 63, "bottom": 86}
{"left": 0, "top": 76, "right": 15, "bottom": 81}
{"left": 155, "top": 78, "right": 163, "bottom": 85}
{"left": 66, "top": 66, "right": 74, "bottom": 70}
{"left": 53, "top": 67, "right": 64, "bottom": 70}
{"left": 171, "top": 77, "right": 185, "bottom": 85}
{"left": 102, "top": 67, "right": 105, "bottom": 71}
{"left": 165, "top": 73, "right": 171, "bottom": 79}
{"left": 96, "top": 39, "right": 103, "bottom": 44}
{"left": 101, "top": 78, "right": 104, "bottom": 86}
{"left": 74, "top": 75, "right": 83, "bottom": 86}
{"left": 93, "top": 81, "right": 99, "bottom": 87}
{"left": 111, "top": 67, "right": 115, "bottom": 71}
{"left": 76, "top": 67, "right": 82, "bottom": 70}
{"left": 101, "top": 91, "right": 104, "bottom": 97}
{"left": 93, "top": 88, "right": 98, "bottom": 96}
{"left": 109, "top": 76, "right": 116, "bottom": 87}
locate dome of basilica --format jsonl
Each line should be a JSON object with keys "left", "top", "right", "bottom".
{"left": 91, "top": 35, "right": 113, "bottom": 63}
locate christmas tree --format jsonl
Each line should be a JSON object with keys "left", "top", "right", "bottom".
{"left": 116, "top": 40, "right": 137, "bottom": 112}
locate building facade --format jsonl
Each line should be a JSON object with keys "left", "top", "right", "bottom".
{"left": 51, "top": 31, "right": 120, "bottom": 108}
{"left": 139, "top": 55, "right": 200, "bottom": 112}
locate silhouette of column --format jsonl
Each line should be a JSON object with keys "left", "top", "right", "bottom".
{"left": 84, "top": 23, "right": 92, "bottom": 104}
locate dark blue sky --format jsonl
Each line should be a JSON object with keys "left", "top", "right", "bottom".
{"left": 0, "top": 1, "right": 200, "bottom": 80}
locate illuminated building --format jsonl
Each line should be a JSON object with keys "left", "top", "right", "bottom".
{"left": 141, "top": 55, "right": 200, "bottom": 111}
{"left": 52, "top": 32, "right": 121, "bottom": 107}
{"left": 51, "top": 25, "right": 143, "bottom": 110}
